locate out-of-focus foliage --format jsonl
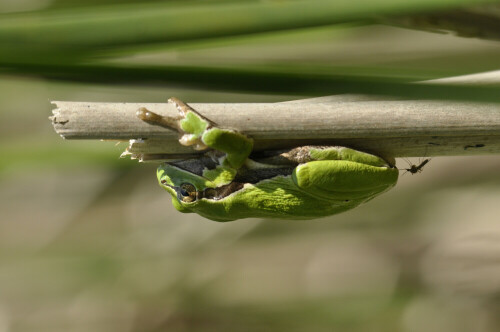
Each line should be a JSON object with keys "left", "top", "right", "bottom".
{"left": 1, "top": 0, "right": 500, "bottom": 331}
{"left": 1, "top": 0, "right": 500, "bottom": 99}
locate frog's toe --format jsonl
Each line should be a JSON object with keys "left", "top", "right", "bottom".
{"left": 168, "top": 97, "right": 192, "bottom": 117}
{"left": 178, "top": 134, "right": 207, "bottom": 149}
{"left": 136, "top": 107, "right": 181, "bottom": 131}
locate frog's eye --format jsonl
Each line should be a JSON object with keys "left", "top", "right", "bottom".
{"left": 178, "top": 183, "right": 197, "bottom": 203}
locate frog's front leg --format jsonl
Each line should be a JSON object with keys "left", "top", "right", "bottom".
{"left": 137, "top": 97, "right": 253, "bottom": 169}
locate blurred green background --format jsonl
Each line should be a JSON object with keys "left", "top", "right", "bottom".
{"left": 1, "top": 0, "right": 500, "bottom": 331}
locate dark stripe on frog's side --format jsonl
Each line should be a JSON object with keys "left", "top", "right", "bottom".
{"left": 165, "top": 181, "right": 245, "bottom": 201}
{"left": 208, "top": 182, "right": 245, "bottom": 200}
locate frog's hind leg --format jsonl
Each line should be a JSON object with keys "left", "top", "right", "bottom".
{"left": 289, "top": 146, "right": 394, "bottom": 168}
{"left": 251, "top": 146, "right": 393, "bottom": 168}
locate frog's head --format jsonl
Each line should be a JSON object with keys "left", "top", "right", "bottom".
{"left": 157, "top": 156, "right": 250, "bottom": 221}
{"left": 157, "top": 163, "right": 212, "bottom": 213}
{"left": 156, "top": 158, "right": 298, "bottom": 222}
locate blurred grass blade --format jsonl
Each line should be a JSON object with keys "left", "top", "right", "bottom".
{"left": 384, "top": 5, "right": 500, "bottom": 41}
{"left": 0, "top": 0, "right": 498, "bottom": 58}
{"left": 3, "top": 61, "right": 500, "bottom": 102}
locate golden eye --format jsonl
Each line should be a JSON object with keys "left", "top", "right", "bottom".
{"left": 178, "top": 183, "right": 197, "bottom": 203}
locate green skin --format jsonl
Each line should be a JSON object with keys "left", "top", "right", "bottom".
{"left": 138, "top": 98, "right": 398, "bottom": 222}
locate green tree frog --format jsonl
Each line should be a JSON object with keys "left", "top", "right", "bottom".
{"left": 137, "top": 98, "right": 398, "bottom": 221}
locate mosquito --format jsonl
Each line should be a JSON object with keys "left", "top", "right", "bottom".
{"left": 400, "top": 158, "right": 431, "bottom": 175}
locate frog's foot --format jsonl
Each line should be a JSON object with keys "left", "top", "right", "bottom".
{"left": 137, "top": 97, "right": 214, "bottom": 151}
